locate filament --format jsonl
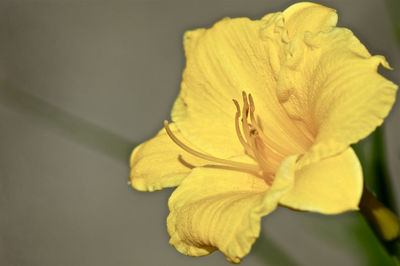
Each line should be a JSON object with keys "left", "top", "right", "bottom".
{"left": 164, "top": 121, "right": 260, "bottom": 172}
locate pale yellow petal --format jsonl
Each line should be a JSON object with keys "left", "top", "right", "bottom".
{"left": 283, "top": 2, "right": 338, "bottom": 39}
{"left": 172, "top": 16, "right": 313, "bottom": 160}
{"left": 280, "top": 148, "right": 363, "bottom": 214}
{"left": 167, "top": 155, "right": 297, "bottom": 263}
{"left": 130, "top": 123, "right": 207, "bottom": 191}
{"left": 276, "top": 25, "right": 398, "bottom": 167}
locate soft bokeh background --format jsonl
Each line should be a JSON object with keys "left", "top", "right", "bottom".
{"left": 0, "top": 0, "right": 399, "bottom": 265}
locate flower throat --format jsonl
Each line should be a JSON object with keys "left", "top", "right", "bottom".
{"left": 164, "top": 92, "right": 274, "bottom": 185}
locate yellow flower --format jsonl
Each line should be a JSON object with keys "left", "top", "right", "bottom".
{"left": 130, "top": 2, "right": 397, "bottom": 263}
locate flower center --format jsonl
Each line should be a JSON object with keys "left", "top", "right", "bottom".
{"left": 164, "top": 92, "right": 274, "bottom": 185}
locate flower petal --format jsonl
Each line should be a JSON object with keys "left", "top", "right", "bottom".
{"left": 282, "top": 2, "right": 338, "bottom": 39}
{"left": 280, "top": 148, "right": 363, "bottom": 214}
{"left": 276, "top": 24, "right": 398, "bottom": 167}
{"left": 167, "top": 155, "right": 297, "bottom": 263}
{"left": 130, "top": 123, "right": 207, "bottom": 191}
{"left": 172, "top": 15, "right": 313, "bottom": 159}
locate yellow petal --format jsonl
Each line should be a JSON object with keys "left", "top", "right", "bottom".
{"left": 280, "top": 148, "right": 363, "bottom": 214}
{"left": 282, "top": 2, "right": 338, "bottom": 39}
{"left": 167, "top": 155, "right": 297, "bottom": 263}
{"left": 172, "top": 16, "right": 313, "bottom": 160}
{"left": 130, "top": 123, "right": 207, "bottom": 191}
{"left": 276, "top": 25, "right": 398, "bottom": 167}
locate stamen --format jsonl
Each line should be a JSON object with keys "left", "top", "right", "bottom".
{"left": 233, "top": 99, "right": 255, "bottom": 158}
{"left": 248, "top": 93, "right": 284, "bottom": 159}
{"left": 248, "top": 93, "right": 256, "bottom": 114}
{"left": 251, "top": 133, "right": 272, "bottom": 175}
{"left": 241, "top": 92, "right": 253, "bottom": 148}
{"left": 248, "top": 93, "right": 263, "bottom": 138}
{"left": 163, "top": 121, "right": 260, "bottom": 172}
{"left": 238, "top": 92, "right": 276, "bottom": 185}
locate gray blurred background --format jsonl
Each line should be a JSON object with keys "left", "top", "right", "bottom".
{"left": 0, "top": 0, "right": 399, "bottom": 265}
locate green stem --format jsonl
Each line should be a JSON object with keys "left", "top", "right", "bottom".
{"left": 359, "top": 188, "right": 400, "bottom": 242}
{"left": 357, "top": 127, "right": 400, "bottom": 263}
{"left": 359, "top": 188, "right": 400, "bottom": 264}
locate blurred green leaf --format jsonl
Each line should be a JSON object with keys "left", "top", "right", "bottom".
{"left": 306, "top": 212, "right": 395, "bottom": 266}
{"left": 0, "top": 82, "right": 135, "bottom": 163}
{"left": 385, "top": 0, "right": 400, "bottom": 45}
{"left": 351, "top": 212, "right": 396, "bottom": 266}
{"left": 253, "top": 234, "right": 299, "bottom": 266}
